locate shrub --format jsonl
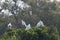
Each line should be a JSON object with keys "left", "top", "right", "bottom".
{"left": 0, "top": 26, "right": 60, "bottom": 40}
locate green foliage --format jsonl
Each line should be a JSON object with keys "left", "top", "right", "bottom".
{"left": 0, "top": 0, "right": 60, "bottom": 33}
{"left": 0, "top": 0, "right": 60, "bottom": 40}
{"left": 0, "top": 26, "right": 60, "bottom": 40}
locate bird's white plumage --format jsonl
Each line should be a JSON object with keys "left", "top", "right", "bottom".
{"left": 22, "top": 20, "right": 26, "bottom": 26}
{"left": 21, "top": 20, "right": 31, "bottom": 30}
{"left": 8, "top": 23, "right": 12, "bottom": 26}
{"left": 37, "top": 20, "right": 44, "bottom": 27}
{"left": 8, "top": 23, "right": 12, "bottom": 29}
{"left": 25, "top": 24, "right": 31, "bottom": 30}
{"left": 8, "top": 23, "right": 12, "bottom": 27}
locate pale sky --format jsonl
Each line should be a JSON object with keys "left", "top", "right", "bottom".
{"left": 50, "top": 0, "right": 54, "bottom": 2}
{"left": 56, "top": 0, "right": 60, "bottom": 2}
{"left": 50, "top": 0, "right": 60, "bottom": 2}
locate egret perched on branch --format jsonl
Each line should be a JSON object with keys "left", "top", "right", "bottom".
{"left": 21, "top": 20, "right": 31, "bottom": 30}
{"left": 8, "top": 23, "right": 12, "bottom": 29}
{"left": 25, "top": 24, "right": 31, "bottom": 30}
{"left": 37, "top": 20, "right": 44, "bottom": 27}
{"left": 21, "top": 20, "right": 26, "bottom": 26}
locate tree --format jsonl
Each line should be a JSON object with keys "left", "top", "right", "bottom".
{"left": 0, "top": 26, "right": 60, "bottom": 40}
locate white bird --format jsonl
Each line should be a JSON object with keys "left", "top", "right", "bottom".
{"left": 16, "top": 0, "right": 30, "bottom": 10}
{"left": 22, "top": 20, "right": 26, "bottom": 26}
{"left": 25, "top": 24, "right": 31, "bottom": 30}
{"left": 1, "top": 9, "right": 13, "bottom": 17}
{"left": 8, "top": 23, "right": 12, "bottom": 29}
{"left": 37, "top": 20, "right": 44, "bottom": 27}
{"left": 21, "top": 20, "right": 31, "bottom": 30}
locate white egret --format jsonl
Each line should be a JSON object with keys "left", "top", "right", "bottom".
{"left": 37, "top": 20, "right": 44, "bottom": 27}
{"left": 8, "top": 23, "right": 12, "bottom": 29}
{"left": 25, "top": 24, "right": 31, "bottom": 30}
{"left": 21, "top": 20, "right": 31, "bottom": 30}
{"left": 21, "top": 20, "right": 26, "bottom": 26}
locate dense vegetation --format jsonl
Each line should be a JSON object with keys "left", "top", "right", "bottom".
{"left": 0, "top": 26, "right": 60, "bottom": 40}
{"left": 0, "top": 0, "right": 60, "bottom": 40}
